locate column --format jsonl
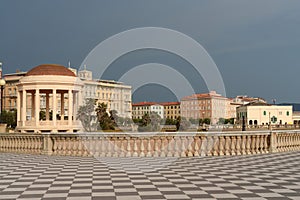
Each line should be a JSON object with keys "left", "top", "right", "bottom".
{"left": 73, "top": 91, "right": 76, "bottom": 122}
{"left": 22, "top": 90, "right": 27, "bottom": 126}
{"left": 45, "top": 92, "right": 49, "bottom": 120}
{"left": 68, "top": 90, "right": 73, "bottom": 126}
{"left": 52, "top": 89, "right": 57, "bottom": 126}
{"left": 78, "top": 90, "right": 83, "bottom": 106}
{"left": 35, "top": 89, "right": 40, "bottom": 127}
{"left": 31, "top": 92, "right": 35, "bottom": 120}
{"left": 17, "top": 90, "right": 20, "bottom": 126}
{"left": 61, "top": 92, "right": 64, "bottom": 120}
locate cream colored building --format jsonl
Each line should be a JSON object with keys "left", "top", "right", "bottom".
{"left": 181, "top": 91, "right": 227, "bottom": 124}
{"left": 236, "top": 102, "right": 293, "bottom": 126}
{"left": 132, "top": 102, "right": 164, "bottom": 119}
{"left": 16, "top": 64, "right": 83, "bottom": 133}
{"left": 226, "top": 96, "right": 267, "bottom": 121}
{"left": 78, "top": 69, "right": 132, "bottom": 118}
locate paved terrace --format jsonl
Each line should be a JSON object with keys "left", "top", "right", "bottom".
{"left": 1, "top": 151, "right": 300, "bottom": 200}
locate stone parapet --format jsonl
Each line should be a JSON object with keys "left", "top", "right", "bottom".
{"left": 0, "top": 130, "right": 300, "bottom": 157}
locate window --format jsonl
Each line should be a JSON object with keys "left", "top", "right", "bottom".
{"left": 263, "top": 111, "right": 266, "bottom": 116}
{"left": 287, "top": 111, "right": 290, "bottom": 116}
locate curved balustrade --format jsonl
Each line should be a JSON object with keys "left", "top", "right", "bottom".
{"left": 0, "top": 130, "right": 300, "bottom": 157}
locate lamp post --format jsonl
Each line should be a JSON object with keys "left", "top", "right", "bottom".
{"left": 0, "top": 79, "right": 6, "bottom": 122}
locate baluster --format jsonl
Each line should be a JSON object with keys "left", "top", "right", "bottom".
{"left": 72, "top": 137, "right": 78, "bottom": 156}
{"left": 236, "top": 136, "right": 241, "bottom": 155}
{"left": 119, "top": 137, "right": 125, "bottom": 157}
{"left": 180, "top": 136, "right": 186, "bottom": 157}
{"left": 255, "top": 135, "right": 260, "bottom": 154}
{"left": 174, "top": 136, "right": 180, "bottom": 157}
{"left": 207, "top": 136, "right": 213, "bottom": 156}
{"left": 250, "top": 135, "right": 256, "bottom": 154}
{"left": 112, "top": 137, "right": 118, "bottom": 157}
{"left": 167, "top": 136, "right": 173, "bottom": 157}
{"left": 231, "top": 136, "right": 236, "bottom": 155}
{"left": 100, "top": 137, "right": 106, "bottom": 157}
{"left": 160, "top": 137, "right": 166, "bottom": 157}
{"left": 212, "top": 136, "right": 219, "bottom": 156}
{"left": 264, "top": 135, "right": 269, "bottom": 153}
{"left": 200, "top": 136, "right": 207, "bottom": 156}
{"left": 82, "top": 136, "right": 88, "bottom": 156}
{"left": 219, "top": 136, "right": 224, "bottom": 156}
{"left": 246, "top": 135, "right": 251, "bottom": 155}
{"left": 57, "top": 137, "right": 62, "bottom": 155}
{"left": 259, "top": 135, "right": 264, "bottom": 154}
{"left": 126, "top": 137, "right": 131, "bottom": 157}
{"left": 146, "top": 138, "right": 152, "bottom": 157}
{"left": 224, "top": 136, "right": 230, "bottom": 156}
{"left": 194, "top": 136, "right": 200, "bottom": 156}
{"left": 153, "top": 137, "right": 159, "bottom": 157}
{"left": 65, "top": 137, "right": 71, "bottom": 155}
{"left": 187, "top": 136, "right": 194, "bottom": 157}
{"left": 140, "top": 137, "right": 145, "bottom": 157}
{"left": 106, "top": 137, "right": 112, "bottom": 157}
{"left": 94, "top": 137, "right": 99, "bottom": 157}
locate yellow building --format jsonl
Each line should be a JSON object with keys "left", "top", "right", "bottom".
{"left": 160, "top": 102, "right": 180, "bottom": 119}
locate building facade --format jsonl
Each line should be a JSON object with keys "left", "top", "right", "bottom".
{"left": 3, "top": 71, "right": 26, "bottom": 111}
{"left": 226, "top": 96, "right": 267, "bottom": 121}
{"left": 78, "top": 69, "right": 132, "bottom": 118}
{"left": 132, "top": 102, "right": 164, "bottom": 119}
{"left": 180, "top": 91, "right": 227, "bottom": 124}
{"left": 236, "top": 102, "right": 293, "bottom": 126}
{"left": 161, "top": 102, "right": 180, "bottom": 119}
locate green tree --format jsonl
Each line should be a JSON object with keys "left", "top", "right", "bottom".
{"left": 76, "top": 98, "right": 97, "bottom": 132}
{"left": 95, "top": 102, "right": 115, "bottom": 130}
{"left": 174, "top": 116, "right": 191, "bottom": 131}
{"left": 226, "top": 118, "right": 234, "bottom": 124}
{"left": 218, "top": 118, "right": 226, "bottom": 124}
{"left": 203, "top": 118, "right": 211, "bottom": 125}
{"left": 0, "top": 109, "right": 17, "bottom": 129}
{"left": 138, "top": 112, "right": 161, "bottom": 132}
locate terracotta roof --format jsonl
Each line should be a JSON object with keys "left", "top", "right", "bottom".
{"left": 160, "top": 102, "right": 180, "bottom": 106}
{"left": 181, "top": 92, "right": 225, "bottom": 101}
{"left": 132, "top": 102, "right": 157, "bottom": 106}
{"left": 26, "top": 64, "right": 76, "bottom": 77}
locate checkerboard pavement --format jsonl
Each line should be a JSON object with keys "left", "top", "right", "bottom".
{"left": 0, "top": 151, "right": 300, "bottom": 200}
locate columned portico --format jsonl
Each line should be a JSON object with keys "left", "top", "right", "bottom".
{"left": 16, "top": 64, "right": 83, "bottom": 133}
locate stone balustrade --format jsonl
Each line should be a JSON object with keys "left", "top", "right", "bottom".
{"left": 0, "top": 130, "right": 300, "bottom": 157}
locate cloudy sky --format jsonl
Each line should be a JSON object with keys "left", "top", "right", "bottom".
{"left": 1, "top": 0, "right": 300, "bottom": 103}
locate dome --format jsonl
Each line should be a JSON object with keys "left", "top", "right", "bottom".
{"left": 26, "top": 64, "right": 76, "bottom": 77}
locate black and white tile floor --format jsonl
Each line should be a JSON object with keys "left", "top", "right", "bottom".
{"left": 0, "top": 151, "right": 300, "bottom": 200}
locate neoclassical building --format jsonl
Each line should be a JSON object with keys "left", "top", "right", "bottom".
{"left": 16, "top": 64, "right": 83, "bottom": 133}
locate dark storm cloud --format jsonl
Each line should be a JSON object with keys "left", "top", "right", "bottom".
{"left": 0, "top": 0, "right": 300, "bottom": 103}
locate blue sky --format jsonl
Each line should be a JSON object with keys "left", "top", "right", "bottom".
{"left": 1, "top": 0, "right": 300, "bottom": 103}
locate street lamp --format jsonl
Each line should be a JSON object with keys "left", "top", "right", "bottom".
{"left": 0, "top": 79, "right": 6, "bottom": 120}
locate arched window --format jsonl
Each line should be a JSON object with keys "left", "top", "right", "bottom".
{"left": 249, "top": 120, "right": 253, "bottom": 125}
{"left": 263, "top": 111, "right": 266, "bottom": 116}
